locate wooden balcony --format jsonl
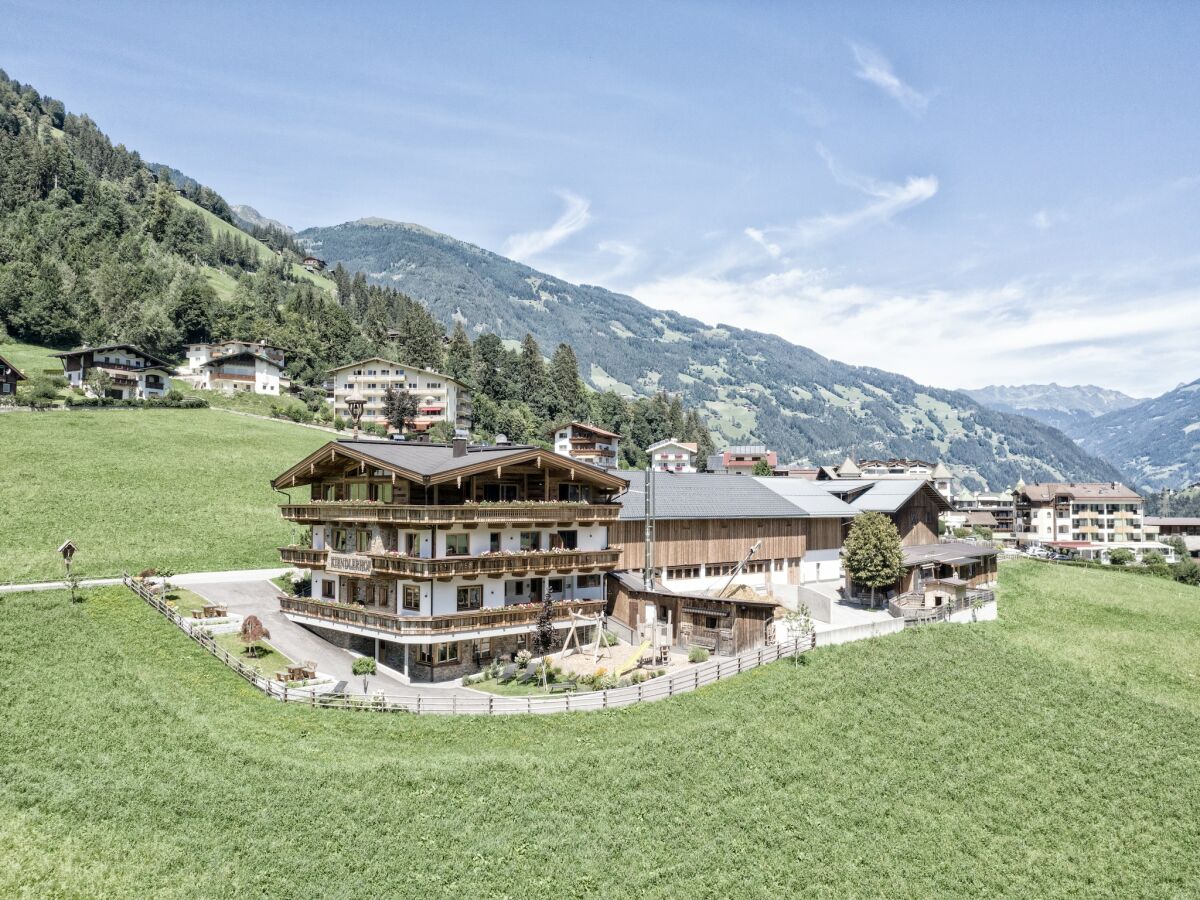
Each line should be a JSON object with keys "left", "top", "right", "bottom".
{"left": 279, "top": 546, "right": 328, "bottom": 569}
{"left": 278, "top": 547, "right": 621, "bottom": 579}
{"left": 279, "top": 501, "right": 621, "bottom": 527}
{"left": 367, "top": 548, "right": 622, "bottom": 579}
{"left": 279, "top": 595, "right": 605, "bottom": 639}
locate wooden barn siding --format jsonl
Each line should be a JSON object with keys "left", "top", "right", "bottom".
{"left": 609, "top": 517, "right": 844, "bottom": 570}
{"left": 607, "top": 582, "right": 778, "bottom": 654}
{"left": 893, "top": 491, "right": 942, "bottom": 547}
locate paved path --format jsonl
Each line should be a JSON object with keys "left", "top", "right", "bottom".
{"left": 0, "top": 567, "right": 290, "bottom": 595}
{"left": 187, "top": 579, "right": 476, "bottom": 698}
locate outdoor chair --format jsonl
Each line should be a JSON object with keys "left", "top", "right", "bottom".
{"left": 498, "top": 663, "right": 518, "bottom": 683}
{"left": 517, "top": 667, "right": 541, "bottom": 685}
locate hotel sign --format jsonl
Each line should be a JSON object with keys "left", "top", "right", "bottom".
{"left": 328, "top": 552, "right": 372, "bottom": 576}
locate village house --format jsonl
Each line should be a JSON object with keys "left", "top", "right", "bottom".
{"left": 812, "top": 477, "right": 998, "bottom": 601}
{"left": 272, "top": 438, "right": 626, "bottom": 682}
{"left": 302, "top": 255, "right": 326, "bottom": 272}
{"left": 0, "top": 352, "right": 25, "bottom": 399}
{"left": 328, "top": 358, "right": 471, "bottom": 433}
{"left": 177, "top": 340, "right": 288, "bottom": 395}
{"left": 1014, "top": 482, "right": 1178, "bottom": 562}
{"left": 52, "top": 344, "right": 173, "bottom": 400}
{"left": 706, "top": 444, "right": 777, "bottom": 475}
{"left": 549, "top": 422, "right": 621, "bottom": 469}
{"left": 647, "top": 438, "right": 698, "bottom": 473}
{"left": 952, "top": 488, "right": 1016, "bottom": 537}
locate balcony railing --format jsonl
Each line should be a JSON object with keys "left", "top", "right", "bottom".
{"left": 279, "top": 501, "right": 621, "bottom": 526}
{"left": 368, "top": 548, "right": 621, "bottom": 578}
{"left": 279, "top": 547, "right": 622, "bottom": 579}
{"left": 279, "top": 595, "right": 606, "bottom": 638}
{"left": 279, "top": 546, "right": 328, "bottom": 568}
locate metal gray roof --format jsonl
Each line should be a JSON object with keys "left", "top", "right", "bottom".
{"left": 812, "top": 478, "right": 931, "bottom": 513}
{"left": 901, "top": 542, "right": 997, "bottom": 566}
{"left": 753, "top": 477, "right": 859, "bottom": 517}
{"left": 615, "top": 472, "right": 852, "bottom": 520}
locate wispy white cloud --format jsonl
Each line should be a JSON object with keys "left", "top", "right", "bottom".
{"left": 740, "top": 147, "right": 938, "bottom": 255}
{"left": 1031, "top": 209, "right": 1052, "bottom": 230}
{"left": 630, "top": 266, "right": 1199, "bottom": 397}
{"left": 744, "top": 227, "right": 782, "bottom": 259}
{"left": 503, "top": 190, "right": 592, "bottom": 261}
{"left": 850, "top": 43, "right": 931, "bottom": 114}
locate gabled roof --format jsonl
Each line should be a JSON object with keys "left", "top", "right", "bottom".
{"left": 272, "top": 439, "right": 628, "bottom": 491}
{"left": 722, "top": 445, "right": 769, "bottom": 456}
{"left": 647, "top": 438, "right": 697, "bottom": 453}
{"left": 753, "top": 476, "right": 861, "bottom": 517}
{"left": 901, "top": 541, "right": 997, "bottom": 566}
{"left": 548, "top": 421, "right": 622, "bottom": 440}
{"left": 201, "top": 350, "right": 283, "bottom": 370}
{"left": 932, "top": 461, "right": 952, "bottom": 479}
{"left": 0, "top": 353, "right": 26, "bottom": 381}
{"left": 1018, "top": 482, "right": 1142, "bottom": 503}
{"left": 837, "top": 456, "right": 861, "bottom": 476}
{"left": 51, "top": 344, "right": 174, "bottom": 369}
{"left": 814, "top": 478, "right": 954, "bottom": 513}
{"left": 615, "top": 472, "right": 853, "bottom": 521}
{"left": 327, "top": 357, "right": 466, "bottom": 388}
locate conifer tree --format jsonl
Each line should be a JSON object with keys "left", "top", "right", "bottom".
{"left": 546, "top": 342, "right": 584, "bottom": 422}
{"left": 444, "top": 321, "right": 473, "bottom": 383}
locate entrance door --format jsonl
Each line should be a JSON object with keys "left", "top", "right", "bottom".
{"left": 529, "top": 578, "right": 544, "bottom": 604}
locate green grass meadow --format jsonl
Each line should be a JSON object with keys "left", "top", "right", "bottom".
{"left": 1, "top": 561, "right": 1198, "bottom": 898}
{"left": 0, "top": 408, "right": 326, "bottom": 583}
{"left": 0, "top": 339, "right": 61, "bottom": 378}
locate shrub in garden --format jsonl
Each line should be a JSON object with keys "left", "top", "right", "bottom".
{"left": 688, "top": 647, "right": 710, "bottom": 663}
{"left": 1109, "top": 548, "right": 1135, "bottom": 567}
{"left": 515, "top": 649, "right": 532, "bottom": 669}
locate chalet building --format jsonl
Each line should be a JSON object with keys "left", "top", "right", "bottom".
{"left": 328, "top": 358, "right": 471, "bottom": 433}
{"left": 706, "top": 445, "right": 778, "bottom": 475}
{"left": 272, "top": 439, "right": 626, "bottom": 682}
{"left": 0, "top": 352, "right": 26, "bottom": 399}
{"left": 812, "top": 477, "right": 998, "bottom": 599}
{"left": 52, "top": 344, "right": 172, "bottom": 400}
{"left": 606, "top": 473, "right": 854, "bottom": 656}
{"left": 178, "top": 340, "right": 288, "bottom": 395}
{"left": 952, "top": 488, "right": 1016, "bottom": 536}
{"left": 647, "top": 438, "right": 697, "bottom": 473}
{"left": 302, "top": 255, "right": 326, "bottom": 272}
{"left": 549, "top": 422, "right": 621, "bottom": 469}
{"left": 1013, "top": 482, "right": 1175, "bottom": 561}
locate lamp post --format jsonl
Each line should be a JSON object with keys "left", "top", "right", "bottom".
{"left": 346, "top": 389, "right": 366, "bottom": 439}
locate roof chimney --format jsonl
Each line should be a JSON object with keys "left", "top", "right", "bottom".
{"left": 452, "top": 437, "right": 467, "bottom": 458}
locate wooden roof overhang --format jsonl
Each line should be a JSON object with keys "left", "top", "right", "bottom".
{"left": 271, "top": 442, "right": 629, "bottom": 492}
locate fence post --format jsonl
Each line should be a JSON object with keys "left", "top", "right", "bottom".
{"left": 489, "top": 695, "right": 494, "bottom": 715}
{"left": 694, "top": 668, "right": 700, "bottom": 690}
{"left": 416, "top": 695, "right": 422, "bottom": 715}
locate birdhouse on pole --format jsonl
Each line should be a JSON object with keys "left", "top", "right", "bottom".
{"left": 58, "top": 540, "right": 77, "bottom": 563}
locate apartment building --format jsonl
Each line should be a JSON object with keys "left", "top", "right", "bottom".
{"left": 178, "top": 340, "right": 287, "bottom": 395}
{"left": 1014, "top": 482, "right": 1175, "bottom": 561}
{"left": 273, "top": 438, "right": 626, "bottom": 682}
{"left": 52, "top": 344, "right": 172, "bottom": 400}
{"left": 646, "top": 438, "right": 698, "bottom": 473}
{"left": 328, "top": 357, "right": 470, "bottom": 433}
{"left": 550, "top": 422, "right": 621, "bottom": 469}
{"left": 706, "top": 445, "right": 777, "bottom": 475}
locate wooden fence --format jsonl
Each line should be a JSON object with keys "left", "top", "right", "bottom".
{"left": 123, "top": 574, "right": 815, "bottom": 715}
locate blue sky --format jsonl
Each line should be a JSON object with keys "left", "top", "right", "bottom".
{"left": 4, "top": 0, "right": 1199, "bottom": 396}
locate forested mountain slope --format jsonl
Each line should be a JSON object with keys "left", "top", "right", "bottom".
{"left": 298, "top": 219, "right": 1124, "bottom": 489}
{"left": 1075, "top": 379, "right": 1200, "bottom": 490}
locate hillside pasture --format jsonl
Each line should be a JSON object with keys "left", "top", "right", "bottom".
{"left": 0, "top": 408, "right": 326, "bottom": 583}
{"left": 0, "top": 562, "right": 1198, "bottom": 897}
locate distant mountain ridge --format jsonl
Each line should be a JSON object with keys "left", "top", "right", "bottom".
{"left": 1075, "top": 378, "right": 1200, "bottom": 490}
{"left": 963, "top": 383, "right": 1143, "bottom": 433}
{"left": 296, "top": 219, "right": 1124, "bottom": 490}
{"left": 232, "top": 204, "right": 295, "bottom": 234}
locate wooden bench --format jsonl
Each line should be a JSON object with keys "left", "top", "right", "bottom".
{"left": 548, "top": 681, "right": 577, "bottom": 694}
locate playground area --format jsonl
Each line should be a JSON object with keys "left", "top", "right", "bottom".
{"left": 467, "top": 610, "right": 706, "bottom": 696}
